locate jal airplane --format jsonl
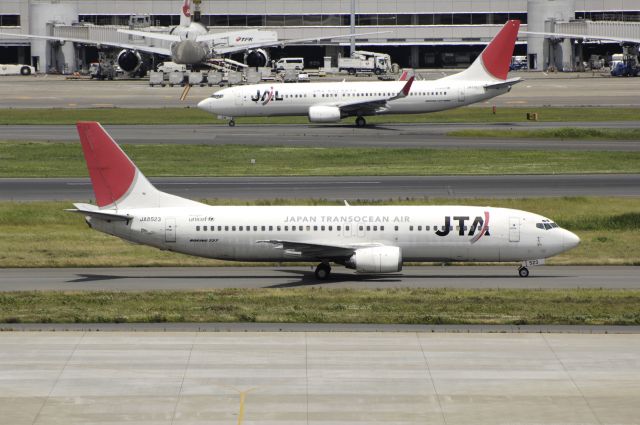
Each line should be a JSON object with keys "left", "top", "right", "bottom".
{"left": 198, "top": 20, "right": 522, "bottom": 127}
{"left": 69, "top": 122, "right": 580, "bottom": 279}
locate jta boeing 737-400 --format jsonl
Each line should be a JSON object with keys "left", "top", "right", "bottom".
{"left": 69, "top": 122, "right": 580, "bottom": 279}
{"left": 197, "top": 20, "right": 522, "bottom": 127}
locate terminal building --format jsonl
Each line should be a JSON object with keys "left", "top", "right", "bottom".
{"left": 0, "top": 0, "right": 639, "bottom": 73}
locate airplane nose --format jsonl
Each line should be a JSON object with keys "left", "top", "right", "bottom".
{"left": 562, "top": 230, "right": 581, "bottom": 250}
{"left": 197, "top": 98, "right": 210, "bottom": 112}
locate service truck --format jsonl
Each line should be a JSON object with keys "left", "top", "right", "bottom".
{"left": 338, "top": 50, "right": 392, "bottom": 75}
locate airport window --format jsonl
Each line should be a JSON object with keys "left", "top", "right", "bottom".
{"left": 397, "top": 14, "right": 413, "bottom": 25}
{"left": 452, "top": 13, "right": 472, "bottom": 25}
{"left": 196, "top": 226, "right": 200, "bottom": 231}
{"left": 247, "top": 15, "right": 265, "bottom": 26}
{"left": 378, "top": 14, "right": 397, "bottom": 26}
{"left": 0, "top": 15, "right": 20, "bottom": 27}
{"left": 303, "top": 15, "right": 323, "bottom": 26}
{"left": 228, "top": 15, "right": 247, "bottom": 26}
{"left": 266, "top": 15, "right": 285, "bottom": 26}
{"left": 357, "top": 14, "right": 377, "bottom": 26}
{"left": 285, "top": 15, "right": 303, "bottom": 26}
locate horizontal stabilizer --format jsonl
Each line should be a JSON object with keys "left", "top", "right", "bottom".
{"left": 117, "top": 29, "right": 181, "bottom": 43}
{"left": 66, "top": 203, "right": 132, "bottom": 222}
{"left": 484, "top": 77, "right": 522, "bottom": 90}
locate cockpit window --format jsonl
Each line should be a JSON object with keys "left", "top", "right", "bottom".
{"left": 537, "top": 221, "right": 559, "bottom": 230}
{"left": 210, "top": 94, "right": 224, "bottom": 99}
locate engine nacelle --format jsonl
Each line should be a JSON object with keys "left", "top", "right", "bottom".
{"left": 346, "top": 246, "right": 403, "bottom": 273}
{"left": 117, "top": 50, "right": 142, "bottom": 73}
{"left": 245, "top": 49, "right": 269, "bottom": 68}
{"left": 308, "top": 105, "right": 342, "bottom": 123}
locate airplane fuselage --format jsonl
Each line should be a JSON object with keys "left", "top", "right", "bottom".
{"left": 199, "top": 79, "right": 508, "bottom": 118}
{"left": 88, "top": 205, "right": 577, "bottom": 264}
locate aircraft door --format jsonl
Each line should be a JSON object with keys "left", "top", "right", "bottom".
{"left": 165, "top": 218, "right": 176, "bottom": 243}
{"left": 509, "top": 217, "right": 520, "bottom": 242}
{"left": 458, "top": 87, "right": 465, "bottom": 102}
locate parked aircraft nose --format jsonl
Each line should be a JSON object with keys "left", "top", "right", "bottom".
{"left": 562, "top": 229, "right": 581, "bottom": 251}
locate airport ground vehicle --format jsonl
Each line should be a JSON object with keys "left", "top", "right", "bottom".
{"left": 274, "top": 57, "right": 304, "bottom": 71}
{"left": 70, "top": 121, "right": 580, "bottom": 280}
{"left": 0, "top": 64, "right": 35, "bottom": 76}
{"left": 338, "top": 50, "right": 392, "bottom": 75}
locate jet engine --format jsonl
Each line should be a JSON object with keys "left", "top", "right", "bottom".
{"left": 117, "top": 50, "right": 142, "bottom": 73}
{"left": 346, "top": 246, "right": 403, "bottom": 273}
{"left": 245, "top": 48, "right": 269, "bottom": 68}
{"left": 308, "top": 105, "right": 341, "bottom": 123}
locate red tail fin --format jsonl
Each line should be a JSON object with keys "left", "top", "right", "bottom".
{"left": 481, "top": 20, "right": 520, "bottom": 80}
{"left": 77, "top": 122, "right": 136, "bottom": 208}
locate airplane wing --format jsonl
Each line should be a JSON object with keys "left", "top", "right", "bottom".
{"left": 523, "top": 30, "right": 640, "bottom": 44}
{"left": 334, "top": 76, "right": 414, "bottom": 115}
{"left": 117, "top": 29, "right": 181, "bottom": 43}
{"left": 0, "top": 32, "right": 171, "bottom": 56}
{"left": 257, "top": 239, "right": 384, "bottom": 260}
{"left": 211, "top": 31, "right": 391, "bottom": 55}
{"left": 66, "top": 203, "right": 132, "bottom": 222}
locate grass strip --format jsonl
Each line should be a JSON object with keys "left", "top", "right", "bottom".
{"left": 1, "top": 107, "right": 640, "bottom": 125}
{"left": 1, "top": 288, "right": 639, "bottom": 325}
{"left": 449, "top": 128, "right": 640, "bottom": 140}
{"left": 2, "top": 142, "right": 640, "bottom": 177}
{"left": 1, "top": 198, "right": 638, "bottom": 267}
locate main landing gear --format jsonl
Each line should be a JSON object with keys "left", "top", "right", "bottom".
{"left": 355, "top": 116, "right": 367, "bottom": 127}
{"left": 228, "top": 119, "right": 236, "bottom": 127}
{"left": 314, "top": 262, "right": 331, "bottom": 280}
{"left": 518, "top": 266, "right": 529, "bottom": 278}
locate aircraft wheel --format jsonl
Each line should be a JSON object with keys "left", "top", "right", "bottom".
{"left": 355, "top": 116, "right": 366, "bottom": 127}
{"left": 228, "top": 119, "right": 236, "bottom": 127}
{"left": 20, "top": 66, "right": 31, "bottom": 76}
{"left": 518, "top": 267, "right": 529, "bottom": 278}
{"left": 314, "top": 263, "right": 331, "bottom": 280}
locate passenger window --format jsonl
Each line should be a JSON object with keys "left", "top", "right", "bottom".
{"left": 394, "top": 226, "right": 398, "bottom": 231}
{"left": 366, "top": 226, "right": 370, "bottom": 231}
{"left": 261, "top": 226, "right": 266, "bottom": 231}
{"left": 346, "top": 225, "right": 350, "bottom": 231}
{"left": 417, "top": 225, "right": 422, "bottom": 231}
{"left": 225, "top": 226, "right": 229, "bottom": 231}
{"left": 232, "top": 226, "right": 236, "bottom": 231}
{"left": 292, "top": 225, "right": 296, "bottom": 231}
{"left": 196, "top": 226, "right": 200, "bottom": 231}
{"left": 425, "top": 226, "right": 430, "bottom": 231}
{"left": 321, "top": 226, "right": 325, "bottom": 231}
{"left": 277, "top": 226, "right": 281, "bottom": 231}
{"left": 373, "top": 226, "right": 377, "bottom": 231}
{"left": 247, "top": 227, "right": 250, "bottom": 232}
{"left": 359, "top": 226, "right": 364, "bottom": 231}
{"left": 253, "top": 226, "right": 257, "bottom": 231}
{"left": 239, "top": 226, "right": 243, "bottom": 231}
{"left": 409, "top": 226, "right": 414, "bottom": 231}
{"left": 306, "top": 226, "right": 310, "bottom": 231}
{"left": 269, "top": 226, "right": 273, "bottom": 231}
{"left": 381, "top": 226, "right": 384, "bottom": 231}
{"left": 218, "top": 226, "right": 222, "bottom": 231}
{"left": 313, "top": 226, "right": 318, "bottom": 231}
{"left": 328, "top": 226, "right": 333, "bottom": 231}
{"left": 203, "top": 226, "right": 207, "bottom": 231}
{"left": 337, "top": 226, "right": 341, "bottom": 231}
{"left": 285, "top": 226, "right": 288, "bottom": 231}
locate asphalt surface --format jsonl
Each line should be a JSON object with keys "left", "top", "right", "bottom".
{"left": 3, "top": 122, "right": 640, "bottom": 150}
{"left": 1, "top": 266, "right": 638, "bottom": 290}
{"left": 1, "top": 72, "right": 639, "bottom": 108}
{"left": 2, "top": 174, "right": 639, "bottom": 201}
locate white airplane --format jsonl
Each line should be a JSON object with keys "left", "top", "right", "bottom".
{"left": 0, "top": 0, "right": 367, "bottom": 73}
{"left": 69, "top": 122, "right": 580, "bottom": 280}
{"left": 198, "top": 20, "right": 523, "bottom": 127}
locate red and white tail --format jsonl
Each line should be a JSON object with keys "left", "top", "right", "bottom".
{"left": 77, "top": 122, "right": 197, "bottom": 210}
{"left": 180, "top": 0, "right": 192, "bottom": 27}
{"left": 445, "top": 20, "right": 520, "bottom": 82}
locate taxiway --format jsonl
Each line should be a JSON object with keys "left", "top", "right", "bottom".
{"left": 1, "top": 266, "right": 638, "bottom": 291}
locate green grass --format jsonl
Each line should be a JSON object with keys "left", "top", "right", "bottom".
{"left": 3, "top": 142, "right": 640, "bottom": 177}
{"left": 1, "top": 288, "right": 639, "bottom": 325}
{"left": 449, "top": 128, "right": 640, "bottom": 140}
{"left": 1, "top": 107, "right": 640, "bottom": 125}
{"left": 1, "top": 198, "right": 638, "bottom": 268}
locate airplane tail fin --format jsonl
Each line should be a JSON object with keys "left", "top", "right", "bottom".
{"left": 76, "top": 122, "right": 199, "bottom": 210}
{"left": 444, "top": 20, "right": 520, "bottom": 82}
{"left": 180, "top": 0, "right": 192, "bottom": 26}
